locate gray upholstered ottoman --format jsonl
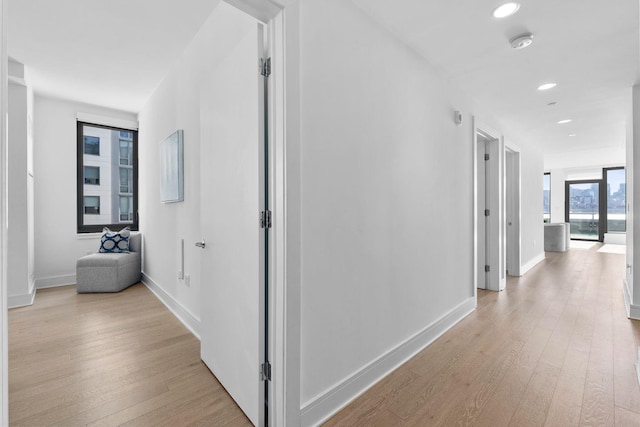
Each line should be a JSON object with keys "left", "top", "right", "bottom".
{"left": 76, "top": 232, "right": 142, "bottom": 293}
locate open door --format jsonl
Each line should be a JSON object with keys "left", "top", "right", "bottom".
{"left": 199, "top": 22, "right": 267, "bottom": 426}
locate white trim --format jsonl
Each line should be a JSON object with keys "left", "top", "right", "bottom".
{"left": 141, "top": 273, "right": 201, "bottom": 340}
{"left": 300, "top": 297, "right": 477, "bottom": 426}
{"left": 76, "top": 232, "right": 102, "bottom": 240}
{"left": 35, "top": 274, "right": 76, "bottom": 289}
{"left": 8, "top": 288, "right": 36, "bottom": 309}
{"left": 76, "top": 112, "right": 138, "bottom": 130}
{"left": 520, "top": 252, "right": 546, "bottom": 275}
{"left": 623, "top": 281, "right": 640, "bottom": 320}
{"left": 0, "top": 0, "right": 8, "bottom": 422}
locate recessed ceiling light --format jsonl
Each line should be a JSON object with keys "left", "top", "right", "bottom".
{"left": 510, "top": 33, "right": 533, "bottom": 49}
{"left": 558, "top": 119, "right": 572, "bottom": 124}
{"left": 493, "top": 2, "right": 520, "bottom": 18}
{"left": 548, "top": 102, "right": 557, "bottom": 106}
{"left": 569, "top": 134, "right": 576, "bottom": 137}
{"left": 538, "top": 83, "right": 557, "bottom": 91}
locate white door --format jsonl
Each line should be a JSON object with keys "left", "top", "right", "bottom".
{"left": 199, "top": 23, "right": 265, "bottom": 426}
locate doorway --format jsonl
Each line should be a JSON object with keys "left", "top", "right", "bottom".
{"left": 476, "top": 129, "right": 504, "bottom": 291}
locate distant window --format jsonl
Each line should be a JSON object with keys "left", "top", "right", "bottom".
{"left": 84, "top": 196, "right": 100, "bottom": 215}
{"left": 77, "top": 122, "right": 138, "bottom": 233}
{"left": 119, "top": 140, "right": 133, "bottom": 165}
{"left": 84, "top": 136, "right": 100, "bottom": 155}
{"left": 543, "top": 173, "right": 550, "bottom": 223}
{"left": 84, "top": 166, "right": 100, "bottom": 185}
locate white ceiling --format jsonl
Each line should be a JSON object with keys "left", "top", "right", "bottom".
{"left": 8, "top": 0, "right": 220, "bottom": 113}
{"left": 351, "top": 0, "right": 639, "bottom": 161}
{"left": 7, "top": 0, "right": 640, "bottom": 163}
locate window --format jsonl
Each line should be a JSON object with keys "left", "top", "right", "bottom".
{"left": 120, "top": 196, "right": 133, "bottom": 221}
{"left": 543, "top": 173, "right": 550, "bottom": 223}
{"left": 84, "top": 196, "right": 100, "bottom": 215}
{"left": 120, "top": 168, "right": 133, "bottom": 193}
{"left": 77, "top": 121, "right": 138, "bottom": 233}
{"left": 84, "top": 166, "right": 100, "bottom": 185}
{"left": 120, "top": 139, "right": 133, "bottom": 165}
{"left": 84, "top": 136, "right": 100, "bottom": 155}
{"left": 605, "top": 167, "right": 626, "bottom": 232}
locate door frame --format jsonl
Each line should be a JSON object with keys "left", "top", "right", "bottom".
{"left": 473, "top": 118, "right": 506, "bottom": 293}
{"left": 505, "top": 145, "right": 521, "bottom": 276}
{"left": 225, "top": 1, "right": 301, "bottom": 425}
{"left": 565, "top": 179, "right": 605, "bottom": 242}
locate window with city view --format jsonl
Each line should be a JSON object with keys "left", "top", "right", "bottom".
{"left": 77, "top": 122, "right": 138, "bottom": 233}
{"left": 605, "top": 167, "right": 625, "bottom": 232}
{"left": 543, "top": 173, "right": 550, "bottom": 223}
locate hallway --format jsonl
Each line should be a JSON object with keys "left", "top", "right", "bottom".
{"left": 327, "top": 246, "right": 640, "bottom": 426}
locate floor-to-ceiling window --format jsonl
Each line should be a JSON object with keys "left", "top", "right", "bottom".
{"left": 604, "top": 167, "right": 626, "bottom": 232}
{"left": 543, "top": 172, "right": 550, "bottom": 223}
{"left": 566, "top": 180, "right": 601, "bottom": 241}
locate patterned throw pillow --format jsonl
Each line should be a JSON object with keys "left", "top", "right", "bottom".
{"left": 99, "top": 227, "right": 131, "bottom": 253}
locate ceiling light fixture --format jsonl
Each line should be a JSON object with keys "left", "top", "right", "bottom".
{"left": 557, "top": 119, "right": 572, "bottom": 124}
{"left": 510, "top": 33, "right": 534, "bottom": 49}
{"left": 538, "top": 83, "right": 557, "bottom": 91}
{"left": 569, "top": 134, "right": 576, "bottom": 137}
{"left": 493, "top": 2, "right": 520, "bottom": 18}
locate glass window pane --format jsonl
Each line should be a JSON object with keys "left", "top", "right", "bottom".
{"left": 543, "top": 173, "right": 550, "bottom": 223}
{"left": 78, "top": 123, "right": 137, "bottom": 231}
{"left": 568, "top": 182, "right": 599, "bottom": 240}
{"left": 606, "top": 168, "right": 626, "bottom": 232}
{"left": 84, "top": 196, "right": 100, "bottom": 215}
{"left": 84, "top": 136, "right": 100, "bottom": 155}
{"left": 84, "top": 166, "right": 100, "bottom": 185}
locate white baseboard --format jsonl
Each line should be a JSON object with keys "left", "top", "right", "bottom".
{"left": 300, "top": 296, "right": 477, "bottom": 426}
{"left": 141, "top": 272, "right": 201, "bottom": 340}
{"left": 623, "top": 281, "right": 640, "bottom": 320}
{"left": 8, "top": 287, "right": 36, "bottom": 309}
{"left": 520, "top": 252, "right": 546, "bottom": 275}
{"left": 35, "top": 274, "right": 76, "bottom": 289}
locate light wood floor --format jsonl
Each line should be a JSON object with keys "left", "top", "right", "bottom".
{"left": 326, "top": 245, "right": 640, "bottom": 426}
{"left": 9, "top": 283, "right": 251, "bottom": 426}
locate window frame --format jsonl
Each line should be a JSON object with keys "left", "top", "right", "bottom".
{"left": 83, "top": 165, "right": 100, "bottom": 185}
{"left": 77, "top": 121, "right": 139, "bottom": 233}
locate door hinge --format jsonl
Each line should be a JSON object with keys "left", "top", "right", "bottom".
{"left": 260, "top": 58, "right": 271, "bottom": 77}
{"left": 260, "top": 210, "right": 272, "bottom": 229}
{"left": 485, "top": 209, "right": 490, "bottom": 217}
{"left": 485, "top": 265, "right": 490, "bottom": 272}
{"left": 484, "top": 153, "right": 490, "bottom": 161}
{"left": 260, "top": 361, "right": 271, "bottom": 381}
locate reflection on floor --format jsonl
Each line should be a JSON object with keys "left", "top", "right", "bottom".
{"left": 598, "top": 244, "right": 627, "bottom": 254}
{"left": 569, "top": 240, "right": 597, "bottom": 250}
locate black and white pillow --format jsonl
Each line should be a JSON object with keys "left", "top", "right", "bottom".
{"left": 99, "top": 227, "right": 131, "bottom": 253}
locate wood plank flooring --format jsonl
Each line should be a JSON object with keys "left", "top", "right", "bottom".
{"left": 326, "top": 245, "right": 640, "bottom": 426}
{"left": 9, "top": 283, "right": 251, "bottom": 426}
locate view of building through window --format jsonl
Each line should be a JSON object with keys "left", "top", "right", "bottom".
{"left": 78, "top": 123, "right": 137, "bottom": 232}
{"left": 606, "top": 167, "right": 626, "bottom": 232}
{"left": 543, "top": 173, "right": 550, "bottom": 223}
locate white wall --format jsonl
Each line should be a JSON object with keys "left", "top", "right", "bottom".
{"left": 512, "top": 141, "right": 545, "bottom": 270}
{"left": 137, "top": 2, "right": 257, "bottom": 330}
{"left": 33, "top": 95, "right": 137, "bottom": 288}
{"left": 297, "top": 0, "right": 467, "bottom": 415}
{"left": 7, "top": 60, "right": 34, "bottom": 306}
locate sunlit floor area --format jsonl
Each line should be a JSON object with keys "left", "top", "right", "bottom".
{"left": 326, "top": 244, "right": 640, "bottom": 426}
{"left": 9, "top": 284, "right": 251, "bottom": 426}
